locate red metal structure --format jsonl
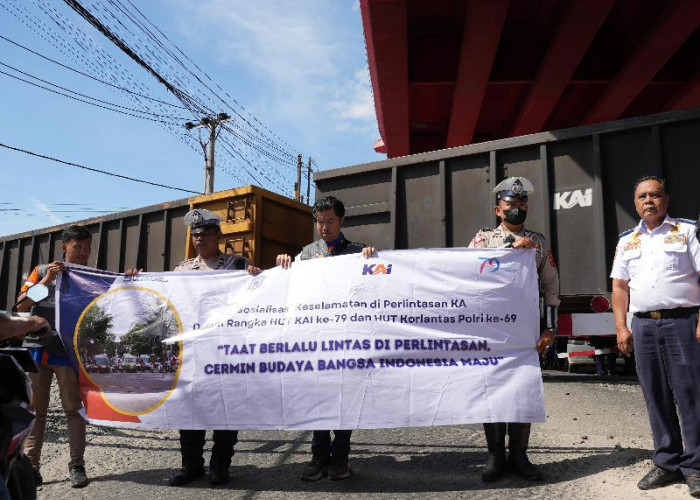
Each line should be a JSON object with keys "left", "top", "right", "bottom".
{"left": 361, "top": 0, "right": 700, "bottom": 157}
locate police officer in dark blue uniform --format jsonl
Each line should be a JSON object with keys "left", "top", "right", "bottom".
{"left": 611, "top": 176, "right": 700, "bottom": 497}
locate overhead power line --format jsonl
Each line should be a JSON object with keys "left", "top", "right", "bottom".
{"left": 60, "top": 0, "right": 207, "bottom": 114}
{"left": 0, "top": 34, "right": 187, "bottom": 109}
{"left": 0, "top": 142, "right": 199, "bottom": 194}
{"left": 0, "top": 61, "right": 187, "bottom": 122}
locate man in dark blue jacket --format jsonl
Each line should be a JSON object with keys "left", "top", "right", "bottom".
{"left": 276, "top": 196, "right": 374, "bottom": 481}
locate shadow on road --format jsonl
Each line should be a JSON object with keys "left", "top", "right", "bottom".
{"left": 91, "top": 444, "right": 649, "bottom": 493}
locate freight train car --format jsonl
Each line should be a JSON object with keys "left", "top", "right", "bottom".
{"left": 314, "top": 108, "right": 700, "bottom": 368}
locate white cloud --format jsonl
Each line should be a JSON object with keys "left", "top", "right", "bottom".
{"left": 328, "top": 68, "right": 376, "bottom": 133}
{"left": 30, "top": 198, "right": 62, "bottom": 225}
{"left": 169, "top": 0, "right": 380, "bottom": 168}
{"left": 173, "top": 1, "right": 376, "bottom": 133}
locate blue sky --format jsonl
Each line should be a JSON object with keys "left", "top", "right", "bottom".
{"left": 0, "top": 0, "right": 382, "bottom": 237}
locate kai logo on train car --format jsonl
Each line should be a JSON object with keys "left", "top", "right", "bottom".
{"left": 362, "top": 263, "right": 393, "bottom": 275}
{"left": 478, "top": 257, "right": 500, "bottom": 274}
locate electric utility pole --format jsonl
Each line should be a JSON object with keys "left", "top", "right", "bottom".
{"left": 294, "top": 154, "right": 303, "bottom": 201}
{"left": 185, "top": 113, "right": 231, "bottom": 194}
{"left": 306, "top": 157, "right": 312, "bottom": 205}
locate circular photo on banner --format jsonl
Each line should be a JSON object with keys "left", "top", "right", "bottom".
{"left": 74, "top": 286, "right": 183, "bottom": 415}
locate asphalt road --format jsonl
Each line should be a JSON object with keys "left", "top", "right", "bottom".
{"left": 87, "top": 372, "right": 177, "bottom": 413}
{"left": 33, "top": 371, "right": 693, "bottom": 499}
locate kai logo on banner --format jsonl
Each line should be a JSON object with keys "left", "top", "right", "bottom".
{"left": 362, "top": 263, "right": 393, "bottom": 275}
{"left": 478, "top": 257, "right": 500, "bottom": 274}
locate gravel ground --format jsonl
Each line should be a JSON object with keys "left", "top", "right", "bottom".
{"left": 32, "top": 370, "right": 693, "bottom": 499}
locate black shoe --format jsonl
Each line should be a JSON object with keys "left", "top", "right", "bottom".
{"left": 508, "top": 451, "right": 543, "bottom": 481}
{"left": 32, "top": 467, "right": 43, "bottom": 487}
{"left": 481, "top": 452, "right": 507, "bottom": 482}
{"left": 69, "top": 465, "right": 89, "bottom": 488}
{"left": 301, "top": 454, "right": 330, "bottom": 481}
{"left": 687, "top": 472, "right": 700, "bottom": 498}
{"left": 168, "top": 467, "right": 205, "bottom": 486}
{"left": 208, "top": 466, "right": 230, "bottom": 486}
{"left": 637, "top": 466, "right": 683, "bottom": 490}
{"left": 328, "top": 456, "right": 350, "bottom": 481}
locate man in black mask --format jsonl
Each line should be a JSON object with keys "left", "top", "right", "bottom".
{"left": 468, "top": 176, "right": 560, "bottom": 483}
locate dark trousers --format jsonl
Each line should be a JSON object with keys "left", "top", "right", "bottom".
{"left": 179, "top": 429, "right": 238, "bottom": 470}
{"left": 594, "top": 353, "right": 617, "bottom": 375}
{"left": 483, "top": 422, "right": 531, "bottom": 454}
{"left": 632, "top": 313, "right": 700, "bottom": 475}
{"left": 311, "top": 430, "right": 352, "bottom": 458}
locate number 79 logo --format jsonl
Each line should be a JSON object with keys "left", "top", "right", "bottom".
{"left": 478, "top": 257, "right": 500, "bottom": 273}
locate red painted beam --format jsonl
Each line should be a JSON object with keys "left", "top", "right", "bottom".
{"left": 583, "top": 0, "right": 700, "bottom": 125}
{"left": 511, "top": 0, "right": 615, "bottom": 136}
{"left": 664, "top": 73, "right": 700, "bottom": 111}
{"left": 445, "top": 0, "right": 510, "bottom": 148}
{"left": 361, "top": 0, "right": 410, "bottom": 158}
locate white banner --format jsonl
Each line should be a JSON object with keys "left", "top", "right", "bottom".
{"left": 57, "top": 248, "right": 544, "bottom": 430}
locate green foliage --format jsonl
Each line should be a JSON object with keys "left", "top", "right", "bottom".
{"left": 120, "top": 307, "right": 178, "bottom": 356}
{"left": 77, "top": 305, "right": 115, "bottom": 360}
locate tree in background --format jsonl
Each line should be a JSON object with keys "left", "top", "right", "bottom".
{"left": 121, "top": 307, "right": 178, "bottom": 356}
{"left": 77, "top": 305, "right": 115, "bottom": 361}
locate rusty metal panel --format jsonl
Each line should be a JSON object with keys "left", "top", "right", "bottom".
{"left": 143, "top": 211, "right": 166, "bottom": 272}
{"left": 101, "top": 220, "right": 122, "bottom": 272}
{"left": 396, "top": 163, "right": 442, "bottom": 249}
{"left": 260, "top": 196, "right": 313, "bottom": 269}
{"left": 600, "top": 128, "right": 657, "bottom": 237}
{"left": 187, "top": 186, "right": 313, "bottom": 267}
{"left": 121, "top": 217, "right": 141, "bottom": 272}
{"left": 167, "top": 207, "right": 188, "bottom": 270}
{"left": 446, "top": 154, "right": 492, "bottom": 247}
{"left": 33, "top": 234, "right": 52, "bottom": 267}
{"left": 18, "top": 238, "right": 32, "bottom": 293}
{"left": 548, "top": 138, "right": 606, "bottom": 295}
{"left": 3, "top": 241, "right": 22, "bottom": 307}
{"left": 661, "top": 120, "right": 700, "bottom": 219}
{"left": 301, "top": 169, "right": 394, "bottom": 251}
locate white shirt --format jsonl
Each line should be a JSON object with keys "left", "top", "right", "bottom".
{"left": 610, "top": 216, "right": 700, "bottom": 312}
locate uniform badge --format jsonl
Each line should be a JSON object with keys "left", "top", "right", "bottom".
{"left": 547, "top": 251, "right": 557, "bottom": 269}
{"left": 512, "top": 179, "right": 524, "bottom": 194}
{"left": 471, "top": 234, "right": 485, "bottom": 246}
{"left": 664, "top": 234, "right": 686, "bottom": 244}
{"left": 623, "top": 240, "right": 640, "bottom": 252}
{"left": 192, "top": 210, "right": 203, "bottom": 224}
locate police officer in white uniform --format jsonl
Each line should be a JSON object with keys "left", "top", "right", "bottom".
{"left": 468, "top": 177, "right": 559, "bottom": 482}
{"left": 611, "top": 176, "right": 700, "bottom": 497}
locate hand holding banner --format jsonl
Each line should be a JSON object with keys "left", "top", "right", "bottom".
{"left": 56, "top": 248, "right": 545, "bottom": 429}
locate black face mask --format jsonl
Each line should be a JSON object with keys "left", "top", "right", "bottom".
{"left": 503, "top": 208, "right": 527, "bottom": 225}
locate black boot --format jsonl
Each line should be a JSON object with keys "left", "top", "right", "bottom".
{"left": 170, "top": 430, "right": 206, "bottom": 486}
{"left": 482, "top": 423, "right": 507, "bottom": 482}
{"left": 507, "top": 423, "right": 543, "bottom": 480}
{"left": 168, "top": 466, "right": 205, "bottom": 486}
{"left": 209, "top": 430, "right": 236, "bottom": 485}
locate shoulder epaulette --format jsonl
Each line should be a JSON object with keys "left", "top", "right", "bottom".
{"left": 677, "top": 218, "right": 696, "bottom": 225}
{"left": 618, "top": 228, "right": 634, "bottom": 238}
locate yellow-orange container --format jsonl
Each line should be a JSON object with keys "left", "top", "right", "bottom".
{"left": 185, "top": 186, "right": 313, "bottom": 269}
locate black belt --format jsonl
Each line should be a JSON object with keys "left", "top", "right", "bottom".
{"left": 634, "top": 306, "right": 698, "bottom": 320}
